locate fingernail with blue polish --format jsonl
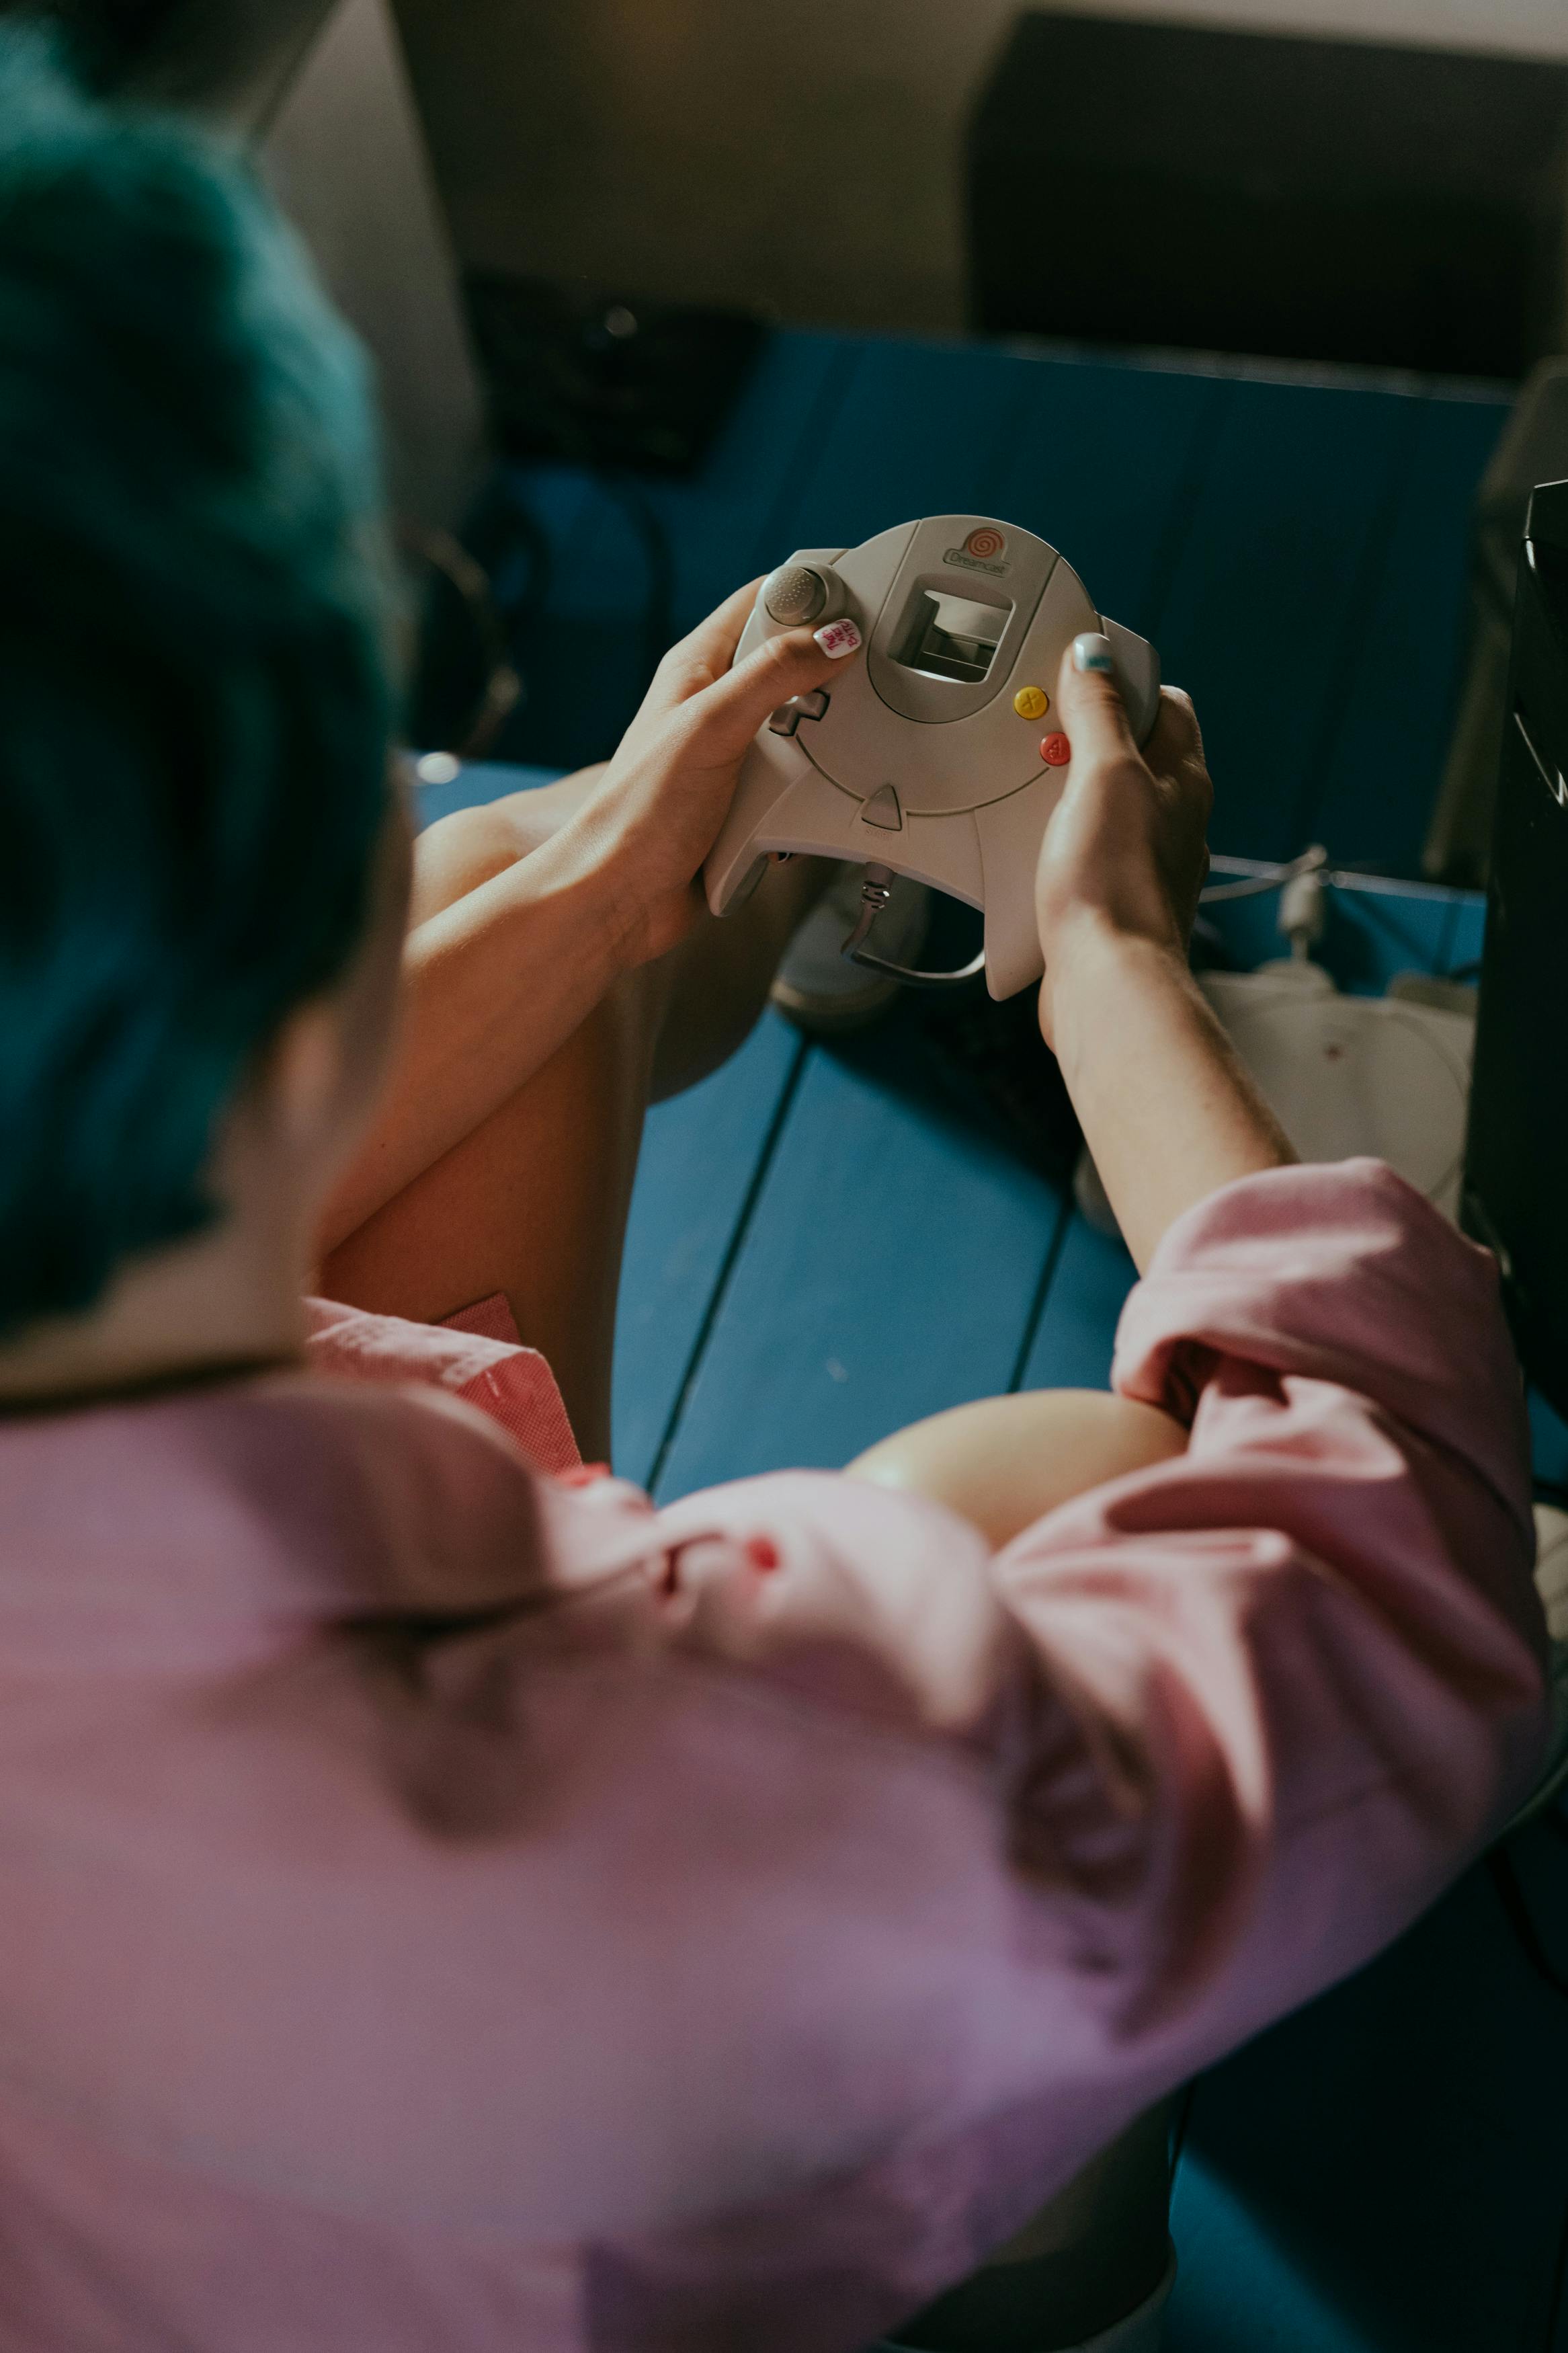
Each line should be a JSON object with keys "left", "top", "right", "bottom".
{"left": 1073, "top": 633, "right": 1116, "bottom": 675}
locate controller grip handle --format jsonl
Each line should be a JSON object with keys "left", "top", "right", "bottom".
{"left": 1104, "top": 617, "right": 1163, "bottom": 746}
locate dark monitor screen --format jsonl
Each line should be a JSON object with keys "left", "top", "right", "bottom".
{"left": 1462, "top": 479, "right": 1568, "bottom": 1421}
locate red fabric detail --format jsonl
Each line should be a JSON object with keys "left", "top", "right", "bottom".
{"left": 436, "top": 1294, "right": 582, "bottom": 1478}
{"left": 439, "top": 1293, "right": 528, "bottom": 1347}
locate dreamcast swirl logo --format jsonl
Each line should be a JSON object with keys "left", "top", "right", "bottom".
{"left": 944, "top": 523, "right": 1012, "bottom": 575}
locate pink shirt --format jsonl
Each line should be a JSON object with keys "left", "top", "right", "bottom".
{"left": 0, "top": 1162, "right": 1547, "bottom": 2351}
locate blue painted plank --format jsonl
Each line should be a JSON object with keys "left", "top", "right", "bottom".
{"left": 613, "top": 1013, "right": 803, "bottom": 1491}
{"left": 1155, "top": 378, "right": 1417, "bottom": 864}
{"left": 477, "top": 467, "right": 618, "bottom": 771}
{"left": 498, "top": 333, "right": 854, "bottom": 768}
{"left": 718, "top": 338, "right": 1219, "bottom": 696}
{"left": 1167, "top": 1845, "right": 1568, "bottom": 2353}
{"left": 1309, "top": 881, "right": 1469, "bottom": 994}
{"left": 770, "top": 334, "right": 1038, "bottom": 557}
{"left": 654, "top": 1032, "right": 1067, "bottom": 1497}
{"left": 656, "top": 330, "right": 853, "bottom": 627}
{"left": 1017, "top": 1214, "right": 1137, "bottom": 1395}
{"left": 1306, "top": 393, "right": 1510, "bottom": 875}
{"left": 1442, "top": 890, "right": 1487, "bottom": 979}
{"left": 990, "top": 358, "right": 1227, "bottom": 638}
{"left": 502, "top": 606, "right": 655, "bottom": 775}
{"left": 484, "top": 458, "right": 651, "bottom": 771}
{"left": 1168, "top": 2154, "right": 1383, "bottom": 2353}
{"left": 1530, "top": 1390, "right": 1568, "bottom": 1494}
{"left": 485, "top": 462, "right": 604, "bottom": 613}
{"left": 505, "top": 331, "right": 850, "bottom": 629}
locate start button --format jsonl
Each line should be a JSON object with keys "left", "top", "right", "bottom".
{"left": 1013, "top": 684, "right": 1050, "bottom": 721}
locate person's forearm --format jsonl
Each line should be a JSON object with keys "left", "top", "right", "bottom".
{"left": 1050, "top": 917, "right": 1295, "bottom": 1271}
{"left": 319, "top": 819, "right": 628, "bottom": 1251}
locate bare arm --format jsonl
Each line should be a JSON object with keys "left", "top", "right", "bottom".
{"left": 319, "top": 822, "right": 626, "bottom": 1251}
{"left": 320, "top": 584, "right": 855, "bottom": 1250}
{"left": 851, "top": 643, "right": 1290, "bottom": 1523}
{"left": 1036, "top": 644, "right": 1294, "bottom": 1271}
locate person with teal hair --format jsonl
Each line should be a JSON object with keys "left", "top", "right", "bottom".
{"left": 0, "top": 28, "right": 1548, "bottom": 2353}
{"left": 0, "top": 15, "right": 391, "bottom": 1334}
{"left": 0, "top": 15, "right": 852, "bottom": 1444}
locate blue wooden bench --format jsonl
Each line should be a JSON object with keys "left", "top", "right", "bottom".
{"left": 417, "top": 331, "right": 1568, "bottom": 2352}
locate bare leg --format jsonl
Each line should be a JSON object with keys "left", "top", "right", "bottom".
{"left": 848, "top": 1388, "right": 1188, "bottom": 1550}
{"left": 321, "top": 774, "right": 832, "bottom": 1458}
{"left": 404, "top": 771, "right": 831, "bottom": 1100}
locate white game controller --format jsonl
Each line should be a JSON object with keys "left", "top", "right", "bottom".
{"left": 703, "top": 516, "right": 1161, "bottom": 999}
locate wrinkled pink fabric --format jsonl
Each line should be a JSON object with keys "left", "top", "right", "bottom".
{"left": 304, "top": 1291, "right": 583, "bottom": 1476}
{"left": 0, "top": 1161, "right": 1546, "bottom": 2352}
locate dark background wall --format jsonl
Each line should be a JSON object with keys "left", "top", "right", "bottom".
{"left": 390, "top": 0, "right": 1568, "bottom": 339}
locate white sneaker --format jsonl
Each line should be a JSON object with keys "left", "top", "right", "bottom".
{"left": 770, "top": 863, "right": 932, "bottom": 1035}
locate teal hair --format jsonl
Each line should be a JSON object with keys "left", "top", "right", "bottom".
{"left": 0, "top": 25, "right": 397, "bottom": 1334}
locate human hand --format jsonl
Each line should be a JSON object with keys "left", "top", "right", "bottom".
{"left": 1034, "top": 637, "right": 1212, "bottom": 1049}
{"left": 563, "top": 580, "right": 861, "bottom": 970}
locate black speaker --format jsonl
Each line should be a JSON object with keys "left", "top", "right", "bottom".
{"left": 968, "top": 13, "right": 1568, "bottom": 379}
{"left": 1463, "top": 481, "right": 1568, "bottom": 1416}
{"left": 463, "top": 273, "right": 766, "bottom": 478}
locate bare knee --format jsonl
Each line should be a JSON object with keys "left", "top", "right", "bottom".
{"left": 407, "top": 766, "right": 608, "bottom": 926}
{"left": 847, "top": 1390, "right": 1188, "bottom": 1549}
{"left": 647, "top": 852, "right": 837, "bottom": 1101}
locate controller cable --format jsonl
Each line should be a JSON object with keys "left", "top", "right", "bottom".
{"left": 839, "top": 846, "right": 1335, "bottom": 990}
{"left": 1198, "top": 844, "right": 1329, "bottom": 904}
{"left": 407, "top": 383, "right": 677, "bottom": 772}
{"left": 399, "top": 521, "right": 525, "bottom": 761}
{"left": 841, "top": 864, "right": 987, "bottom": 989}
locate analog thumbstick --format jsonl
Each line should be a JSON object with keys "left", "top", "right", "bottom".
{"left": 763, "top": 563, "right": 841, "bottom": 627}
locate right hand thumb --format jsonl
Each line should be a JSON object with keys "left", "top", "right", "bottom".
{"left": 1054, "top": 632, "right": 1139, "bottom": 765}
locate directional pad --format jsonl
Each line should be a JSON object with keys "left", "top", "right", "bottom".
{"left": 767, "top": 690, "right": 831, "bottom": 737}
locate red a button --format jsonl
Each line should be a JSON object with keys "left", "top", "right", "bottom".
{"left": 1042, "top": 732, "right": 1073, "bottom": 767}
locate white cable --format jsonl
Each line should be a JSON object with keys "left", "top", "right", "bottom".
{"left": 1198, "top": 845, "right": 1328, "bottom": 904}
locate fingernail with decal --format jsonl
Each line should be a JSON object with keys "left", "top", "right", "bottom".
{"left": 814, "top": 618, "right": 862, "bottom": 658}
{"left": 1072, "top": 632, "right": 1116, "bottom": 674}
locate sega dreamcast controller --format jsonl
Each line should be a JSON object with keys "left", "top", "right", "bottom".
{"left": 702, "top": 516, "right": 1161, "bottom": 999}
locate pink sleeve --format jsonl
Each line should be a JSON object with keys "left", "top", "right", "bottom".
{"left": 649, "top": 1160, "right": 1548, "bottom": 2077}
{"left": 993, "top": 1158, "right": 1548, "bottom": 2039}
{"left": 356, "top": 1161, "right": 1548, "bottom": 2332}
